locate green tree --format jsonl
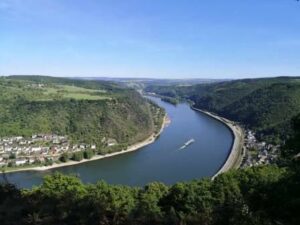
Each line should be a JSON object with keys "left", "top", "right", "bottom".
{"left": 136, "top": 182, "right": 169, "bottom": 224}
{"left": 9, "top": 153, "right": 16, "bottom": 159}
{"left": 37, "top": 173, "right": 86, "bottom": 198}
{"left": 72, "top": 151, "right": 84, "bottom": 161}
{"left": 161, "top": 179, "right": 213, "bottom": 225}
{"left": 84, "top": 181, "right": 137, "bottom": 225}
{"left": 83, "top": 149, "right": 94, "bottom": 159}
{"left": 59, "top": 152, "right": 69, "bottom": 162}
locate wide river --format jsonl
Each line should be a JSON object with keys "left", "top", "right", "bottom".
{"left": 3, "top": 97, "right": 233, "bottom": 188}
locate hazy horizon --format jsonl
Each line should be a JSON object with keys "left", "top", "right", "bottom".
{"left": 2, "top": 74, "right": 299, "bottom": 81}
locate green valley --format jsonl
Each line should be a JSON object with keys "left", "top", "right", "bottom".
{"left": 145, "top": 77, "right": 300, "bottom": 143}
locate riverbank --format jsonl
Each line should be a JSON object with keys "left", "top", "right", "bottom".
{"left": 1, "top": 115, "right": 169, "bottom": 174}
{"left": 190, "top": 106, "right": 245, "bottom": 179}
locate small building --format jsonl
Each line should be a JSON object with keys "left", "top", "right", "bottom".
{"left": 15, "top": 136, "right": 23, "bottom": 141}
{"left": 5, "top": 147, "right": 12, "bottom": 152}
{"left": 53, "top": 139, "right": 60, "bottom": 144}
{"left": 20, "top": 141, "right": 27, "bottom": 145}
{"left": 16, "top": 159, "right": 27, "bottom": 166}
{"left": 107, "top": 138, "right": 117, "bottom": 147}
{"left": 31, "top": 147, "right": 41, "bottom": 152}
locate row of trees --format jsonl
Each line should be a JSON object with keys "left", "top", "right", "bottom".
{"left": 58, "top": 142, "right": 136, "bottom": 163}
{"left": 59, "top": 149, "right": 95, "bottom": 162}
{"left": 0, "top": 164, "right": 298, "bottom": 225}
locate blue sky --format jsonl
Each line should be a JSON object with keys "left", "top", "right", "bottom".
{"left": 1, "top": 0, "right": 300, "bottom": 78}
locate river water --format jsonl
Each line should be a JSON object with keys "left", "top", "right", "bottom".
{"left": 3, "top": 97, "right": 233, "bottom": 188}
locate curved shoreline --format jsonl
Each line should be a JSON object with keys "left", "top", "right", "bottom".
{"left": 190, "top": 106, "right": 244, "bottom": 179}
{"left": 2, "top": 115, "right": 168, "bottom": 174}
{"left": 2, "top": 102, "right": 243, "bottom": 179}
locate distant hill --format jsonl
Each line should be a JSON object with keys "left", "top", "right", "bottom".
{"left": 145, "top": 77, "right": 300, "bottom": 143}
{"left": 78, "top": 77, "right": 229, "bottom": 90}
{"left": 0, "top": 76, "right": 164, "bottom": 153}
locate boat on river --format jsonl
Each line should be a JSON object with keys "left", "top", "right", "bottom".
{"left": 179, "top": 138, "right": 195, "bottom": 150}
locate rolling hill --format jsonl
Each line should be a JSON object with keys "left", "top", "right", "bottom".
{"left": 0, "top": 76, "right": 164, "bottom": 154}
{"left": 145, "top": 77, "right": 300, "bottom": 142}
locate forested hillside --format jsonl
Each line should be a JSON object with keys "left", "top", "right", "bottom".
{"left": 145, "top": 77, "right": 300, "bottom": 142}
{"left": 0, "top": 76, "right": 164, "bottom": 152}
{"left": 0, "top": 114, "right": 299, "bottom": 225}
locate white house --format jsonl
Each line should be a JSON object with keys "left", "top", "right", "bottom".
{"left": 107, "top": 138, "right": 117, "bottom": 147}
{"left": 31, "top": 147, "right": 41, "bottom": 152}
{"left": 15, "top": 136, "right": 23, "bottom": 141}
{"left": 16, "top": 159, "right": 27, "bottom": 166}
{"left": 5, "top": 147, "right": 12, "bottom": 152}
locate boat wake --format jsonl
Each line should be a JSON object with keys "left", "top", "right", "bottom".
{"left": 179, "top": 139, "right": 195, "bottom": 150}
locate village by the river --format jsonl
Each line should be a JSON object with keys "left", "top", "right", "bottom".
{"left": 0, "top": 134, "right": 117, "bottom": 168}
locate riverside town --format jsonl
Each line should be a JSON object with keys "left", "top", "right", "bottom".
{"left": 0, "top": 134, "right": 117, "bottom": 168}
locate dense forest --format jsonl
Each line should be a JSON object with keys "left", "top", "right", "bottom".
{"left": 145, "top": 77, "right": 300, "bottom": 143}
{"left": 0, "top": 76, "right": 164, "bottom": 152}
{"left": 0, "top": 114, "right": 299, "bottom": 225}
